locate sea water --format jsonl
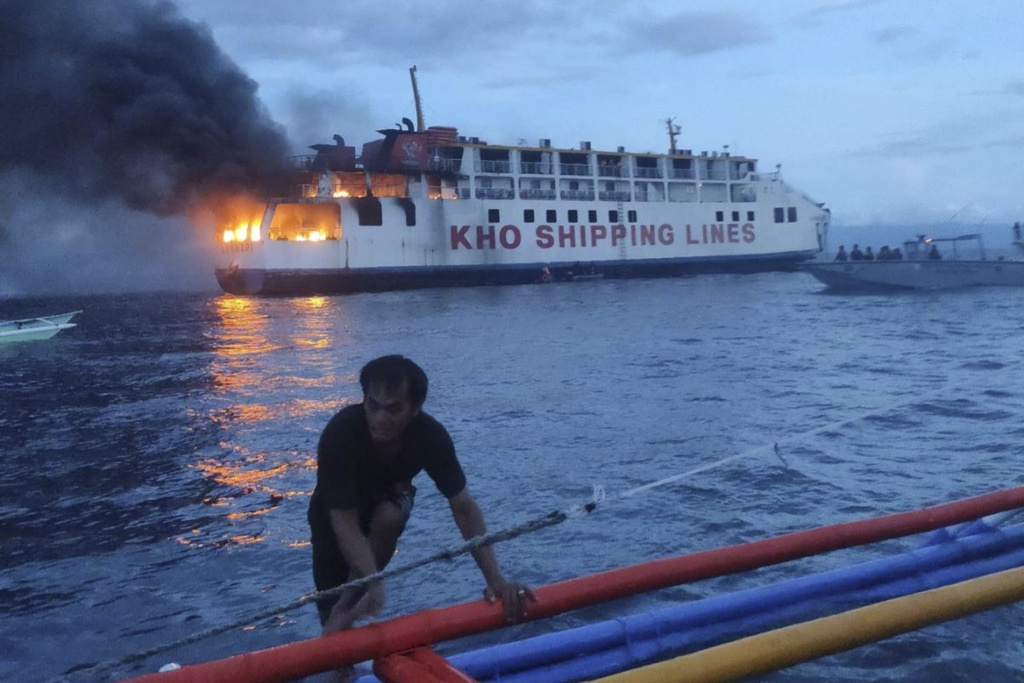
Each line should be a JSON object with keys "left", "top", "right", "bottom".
{"left": 1, "top": 272, "right": 1022, "bottom": 682}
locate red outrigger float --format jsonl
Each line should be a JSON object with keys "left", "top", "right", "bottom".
{"left": 128, "top": 485, "right": 1024, "bottom": 683}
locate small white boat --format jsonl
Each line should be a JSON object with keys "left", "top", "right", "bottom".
{"left": 803, "top": 234, "right": 1024, "bottom": 291}
{"left": 0, "top": 310, "right": 81, "bottom": 343}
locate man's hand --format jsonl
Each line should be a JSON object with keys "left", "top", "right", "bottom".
{"left": 483, "top": 579, "right": 537, "bottom": 622}
{"left": 322, "top": 581, "right": 386, "bottom": 634}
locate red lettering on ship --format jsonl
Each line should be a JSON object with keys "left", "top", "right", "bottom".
{"left": 452, "top": 224, "right": 684, "bottom": 250}
{"left": 558, "top": 225, "right": 576, "bottom": 248}
{"left": 683, "top": 223, "right": 756, "bottom": 246}
{"left": 536, "top": 225, "right": 554, "bottom": 249}
{"left": 640, "top": 225, "right": 656, "bottom": 246}
{"left": 451, "top": 225, "right": 472, "bottom": 249}
{"left": 499, "top": 225, "right": 521, "bottom": 249}
{"left": 611, "top": 224, "right": 627, "bottom": 246}
{"left": 477, "top": 225, "right": 496, "bottom": 250}
{"left": 658, "top": 224, "right": 674, "bottom": 245}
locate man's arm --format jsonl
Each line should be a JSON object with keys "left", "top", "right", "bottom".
{"left": 325, "top": 509, "right": 385, "bottom": 625}
{"left": 448, "top": 488, "right": 536, "bottom": 621}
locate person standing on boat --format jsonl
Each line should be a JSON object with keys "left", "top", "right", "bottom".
{"left": 928, "top": 244, "right": 942, "bottom": 260}
{"left": 308, "top": 355, "right": 536, "bottom": 634}
{"left": 863, "top": 246, "right": 875, "bottom": 261}
{"left": 834, "top": 245, "right": 848, "bottom": 262}
{"left": 850, "top": 244, "right": 864, "bottom": 261}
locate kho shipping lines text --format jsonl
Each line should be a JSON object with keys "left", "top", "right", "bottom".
{"left": 449, "top": 223, "right": 758, "bottom": 251}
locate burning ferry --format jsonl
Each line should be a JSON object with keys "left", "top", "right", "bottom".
{"left": 215, "top": 97, "right": 829, "bottom": 296}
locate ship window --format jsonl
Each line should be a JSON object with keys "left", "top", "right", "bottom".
{"left": 569, "top": 181, "right": 579, "bottom": 191}
{"left": 774, "top": 207, "right": 785, "bottom": 223}
{"left": 546, "top": 209, "right": 556, "bottom": 222}
{"left": 357, "top": 197, "right": 382, "bottom": 226}
{"left": 747, "top": 211, "right": 755, "bottom": 221}
{"left": 788, "top": 207, "right": 797, "bottom": 222}
{"left": 524, "top": 209, "right": 535, "bottom": 223}
{"left": 609, "top": 211, "right": 618, "bottom": 223}
{"left": 488, "top": 209, "right": 500, "bottom": 223}
{"left": 568, "top": 210, "right": 578, "bottom": 222}
{"left": 588, "top": 210, "right": 597, "bottom": 223}
{"left": 732, "top": 211, "right": 740, "bottom": 221}
{"left": 267, "top": 202, "right": 341, "bottom": 240}
{"left": 628, "top": 210, "right": 637, "bottom": 222}
{"left": 716, "top": 211, "right": 724, "bottom": 222}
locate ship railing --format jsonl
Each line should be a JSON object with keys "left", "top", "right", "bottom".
{"left": 475, "top": 188, "right": 516, "bottom": 199}
{"left": 635, "top": 191, "right": 655, "bottom": 202}
{"left": 599, "top": 190, "right": 632, "bottom": 202}
{"left": 560, "top": 190, "right": 596, "bottom": 201}
{"left": 458, "top": 187, "right": 472, "bottom": 199}
{"left": 700, "top": 169, "right": 729, "bottom": 181}
{"left": 633, "top": 167, "right": 663, "bottom": 179}
{"left": 520, "top": 189, "right": 557, "bottom": 200}
{"left": 559, "top": 163, "right": 591, "bottom": 176}
{"left": 519, "top": 161, "right": 554, "bottom": 175}
{"left": 476, "top": 160, "right": 512, "bottom": 174}
{"left": 668, "top": 168, "right": 696, "bottom": 180}
{"left": 598, "top": 166, "right": 628, "bottom": 178}
{"left": 749, "top": 171, "right": 781, "bottom": 182}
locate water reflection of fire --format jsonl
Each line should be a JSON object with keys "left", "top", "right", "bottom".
{"left": 193, "top": 295, "right": 355, "bottom": 549}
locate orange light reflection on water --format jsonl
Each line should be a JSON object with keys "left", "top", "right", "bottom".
{"left": 191, "top": 295, "right": 356, "bottom": 548}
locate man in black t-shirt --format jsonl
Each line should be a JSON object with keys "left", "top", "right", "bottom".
{"left": 308, "top": 355, "right": 535, "bottom": 634}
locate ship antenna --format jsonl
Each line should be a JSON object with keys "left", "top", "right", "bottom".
{"left": 666, "top": 117, "right": 681, "bottom": 154}
{"left": 409, "top": 65, "right": 425, "bottom": 132}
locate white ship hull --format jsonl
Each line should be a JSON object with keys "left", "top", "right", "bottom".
{"left": 215, "top": 127, "right": 828, "bottom": 296}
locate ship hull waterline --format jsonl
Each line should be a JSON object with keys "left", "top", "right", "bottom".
{"left": 216, "top": 251, "right": 817, "bottom": 296}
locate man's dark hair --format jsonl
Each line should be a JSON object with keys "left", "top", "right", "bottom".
{"left": 359, "top": 355, "right": 429, "bottom": 407}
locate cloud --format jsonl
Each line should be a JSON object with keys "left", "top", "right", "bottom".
{"left": 617, "top": 11, "right": 771, "bottom": 57}
{"left": 1001, "top": 80, "right": 1024, "bottom": 96}
{"left": 800, "top": 0, "right": 889, "bottom": 20}
{"left": 983, "top": 135, "right": 1024, "bottom": 150}
{"left": 870, "top": 26, "right": 915, "bottom": 44}
{"left": 176, "top": 0, "right": 574, "bottom": 70}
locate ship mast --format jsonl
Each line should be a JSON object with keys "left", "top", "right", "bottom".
{"left": 666, "top": 117, "right": 680, "bottom": 155}
{"left": 410, "top": 65, "right": 425, "bottom": 132}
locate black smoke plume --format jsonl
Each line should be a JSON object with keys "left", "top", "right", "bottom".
{"left": 0, "top": 0, "right": 291, "bottom": 216}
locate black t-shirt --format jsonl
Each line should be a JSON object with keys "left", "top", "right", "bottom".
{"left": 310, "top": 404, "right": 467, "bottom": 521}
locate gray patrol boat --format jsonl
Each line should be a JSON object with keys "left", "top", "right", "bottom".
{"left": 803, "top": 232, "right": 1024, "bottom": 291}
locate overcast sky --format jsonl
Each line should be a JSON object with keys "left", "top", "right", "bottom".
{"left": 173, "top": 0, "right": 1024, "bottom": 230}
{"left": 3, "top": 0, "right": 1024, "bottom": 296}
